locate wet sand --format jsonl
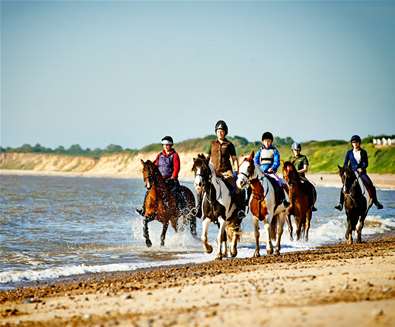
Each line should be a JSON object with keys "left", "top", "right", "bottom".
{"left": 1, "top": 234, "right": 394, "bottom": 326}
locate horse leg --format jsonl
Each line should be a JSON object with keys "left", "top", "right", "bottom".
{"left": 305, "top": 210, "right": 312, "bottom": 242}
{"left": 222, "top": 229, "right": 228, "bottom": 258}
{"left": 160, "top": 222, "right": 169, "bottom": 246}
{"left": 295, "top": 216, "right": 302, "bottom": 241}
{"left": 253, "top": 216, "right": 260, "bottom": 257}
{"left": 274, "top": 215, "right": 284, "bottom": 256}
{"left": 230, "top": 227, "right": 238, "bottom": 258}
{"left": 345, "top": 218, "right": 353, "bottom": 244}
{"left": 189, "top": 215, "right": 197, "bottom": 238}
{"left": 356, "top": 216, "right": 365, "bottom": 243}
{"left": 201, "top": 217, "right": 213, "bottom": 254}
{"left": 215, "top": 217, "right": 226, "bottom": 260}
{"left": 143, "top": 218, "right": 152, "bottom": 248}
{"left": 287, "top": 214, "right": 293, "bottom": 241}
{"left": 264, "top": 221, "right": 274, "bottom": 255}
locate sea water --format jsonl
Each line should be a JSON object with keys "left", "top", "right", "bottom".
{"left": 0, "top": 174, "right": 394, "bottom": 289}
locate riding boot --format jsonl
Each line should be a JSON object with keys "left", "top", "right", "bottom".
{"left": 371, "top": 187, "right": 384, "bottom": 209}
{"left": 335, "top": 191, "right": 344, "bottom": 211}
{"left": 136, "top": 191, "right": 148, "bottom": 216}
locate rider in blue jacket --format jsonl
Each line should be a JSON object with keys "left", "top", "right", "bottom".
{"left": 335, "top": 135, "right": 383, "bottom": 211}
{"left": 254, "top": 132, "right": 289, "bottom": 206}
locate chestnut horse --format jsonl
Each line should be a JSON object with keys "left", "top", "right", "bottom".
{"left": 236, "top": 151, "right": 288, "bottom": 256}
{"left": 282, "top": 161, "right": 316, "bottom": 241}
{"left": 338, "top": 165, "right": 372, "bottom": 244}
{"left": 192, "top": 154, "right": 241, "bottom": 259}
{"left": 140, "top": 159, "right": 196, "bottom": 247}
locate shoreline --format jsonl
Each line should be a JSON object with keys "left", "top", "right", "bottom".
{"left": 1, "top": 233, "right": 394, "bottom": 326}
{"left": 1, "top": 169, "right": 395, "bottom": 189}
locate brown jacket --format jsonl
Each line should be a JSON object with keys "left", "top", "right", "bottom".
{"left": 208, "top": 139, "right": 236, "bottom": 176}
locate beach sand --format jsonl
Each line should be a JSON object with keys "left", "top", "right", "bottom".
{"left": 1, "top": 234, "right": 394, "bottom": 326}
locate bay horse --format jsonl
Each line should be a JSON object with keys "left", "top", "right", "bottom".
{"left": 192, "top": 154, "right": 241, "bottom": 259}
{"left": 282, "top": 161, "right": 317, "bottom": 241}
{"left": 338, "top": 165, "right": 372, "bottom": 244}
{"left": 236, "top": 151, "right": 288, "bottom": 256}
{"left": 140, "top": 159, "right": 196, "bottom": 247}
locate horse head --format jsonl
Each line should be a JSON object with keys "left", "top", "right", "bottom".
{"left": 191, "top": 154, "right": 211, "bottom": 194}
{"left": 141, "top": 159, "right": 161, "bottom": 190}
{"left": 282, "top": 161, "right": 300, "bottom": 184}
{"left": 236, "top": 151, "right": 256, "bottom": 190}
{"left": 338, "top": 165, "right": 356, "bottom": 194}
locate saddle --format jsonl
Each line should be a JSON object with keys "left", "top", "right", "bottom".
{"left": 263, "top": 174, "right": 285, "bottom": 205}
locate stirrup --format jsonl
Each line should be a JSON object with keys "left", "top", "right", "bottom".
{"left": 237, "top": 210, "right": 246, "bottom": 219}
{"left": 312, "top": 206, "right": 317, "bottom": 212}
{"left": 376, "top": 202, "right": 384, "bottom": 210}
{"left": 135, "top": 208, "right": 144, "bottom": 216}
{"left": 334, "top": 204, "right": 343, "bottom": 211}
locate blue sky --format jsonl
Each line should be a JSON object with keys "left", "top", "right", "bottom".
{"left": 1, "top": 1, "right": 394, "bottom": 149}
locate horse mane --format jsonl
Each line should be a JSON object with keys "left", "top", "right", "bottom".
{"left": 144, "top": 160, "right": 163, "bottom": 182}
{"left": 283, "top": 161, "right": 301, "bottom": 183}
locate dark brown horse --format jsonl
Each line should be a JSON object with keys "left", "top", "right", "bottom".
{"left": 282, "top": 161, "right": 316, "bottom": 241}
{"left": 338, "top": 165, "right": 371, "bottom": 244}
{"left": 140, "top": 159, "right": 196, "bottom": 247}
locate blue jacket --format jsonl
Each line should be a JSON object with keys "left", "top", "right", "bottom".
{"left": 344, "top": 149, "right": 368, "bottom": 172}
{"left": 254, "top": 145, "right": 280, "bottom": 173}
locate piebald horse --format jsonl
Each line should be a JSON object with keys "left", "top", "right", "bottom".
{"left": 236, "top": 151, "right": 288, "bottom": 256}
{"left": 192, "top": 154, "right": 240, "bottom": 259}
{"left": 140, "top": 159, "right": 196, "bottom": 247}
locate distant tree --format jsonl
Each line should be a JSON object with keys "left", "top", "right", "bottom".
{"left": 32, "top": 143, "right": 45, "bottom": 153}
{"left": 67, "top": 144, "right": 83, "bottom": 154}
{"left": 105, "top": 144, "right": 123, "bottom": 153}
{"left": 18, "top": 144, "right": 33, "bottom": 152}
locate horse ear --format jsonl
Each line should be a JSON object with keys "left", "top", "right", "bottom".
{"left": 337, "top": 165, "right": 342, "bottom": 171}
{"left": 249, "top": 151, "right": 255, "bottom": 160}
{"left": 140, "top": 159, "right": 145, "bottom": 166}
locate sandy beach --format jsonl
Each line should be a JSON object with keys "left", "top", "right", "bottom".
{"left": 1, "top": 234, "right": 394, "bottom": 326}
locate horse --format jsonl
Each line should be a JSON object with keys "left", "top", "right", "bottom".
{"left": 139, "top": 159, "right": 196, "bottom": 247}
{"left": 338, "top": 165, "right": 373, "bottom": 244}
{"left": 192, "top": 154, "right": 241, "bottom": 259}
{"left": 236, "top": 151, "right": 288, "bottom": 256}
{"left": 282, "top": 161, "right": 317, "bottom": 241}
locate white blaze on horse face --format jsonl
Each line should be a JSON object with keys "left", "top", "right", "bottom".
{"left": 146, "top": 179, "right": 151, "bottom": 189}
{"left": 194, "top": 167, "right": 203, "bottom": 192}
{"left": 236, "top": 161, "right": 250, "bottom": 189}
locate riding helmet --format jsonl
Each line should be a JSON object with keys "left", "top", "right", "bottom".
{"left": 161, "top": 136, "right": 174, "bottom": 145}
{"left": 261, "top": 132, "right": 274, "bottom": 141}
{"left": 350, "top": 135, "right": 361, "bottom": 143}
{"left": 291, "top": 142, "right": 301, "bottom": 150}
{"left": 215, "top": 120, "right": 228, "bottom": 135}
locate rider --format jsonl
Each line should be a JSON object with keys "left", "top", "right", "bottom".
{"left": 335, "top": 135, "right": 383, "bottom": 211}
{"left": 207, "top": 120, "right": 246, "bottom": 218}
{"left": 289, "top": 142, "right": 317, "bottom": 211}
{"left": 136, "top": 135, "right": 186, "bottom": 216}
{"left": 254, "top": 132, "right": 289, "bottom": 206}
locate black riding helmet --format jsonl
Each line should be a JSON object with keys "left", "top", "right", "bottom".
{"left": 350, "top": 135, "right": 361, "bottom": 143}
{"left": 261, "top": 132, "right": 274, "bottom": 141}
{"left": 161, "top": 136, "right": 174, "bottom": 145}
{"left": 215, "top": 120, "right": 228, "bottom": 135}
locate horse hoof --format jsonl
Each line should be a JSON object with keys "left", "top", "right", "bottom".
{"left": 231, "top": 250, "right": 237, "bottom": 258}
{"left": 253, "top": 251, "right": 260, "bottom": 258}
{"left": 205, "top": 244, "right": 213, "bottom": 254}
{"left": 160, "top": 241, "right": 165, "bottom": 247}
{"left": 267, "top": 249, "right": 274, "bottom": 255}
{"left": 274, "top": 250, "right": 280, "bottom": 256}
{"left": 146, "top": 239, "right": 152, "bottom": 248}
{"left": 215, "top": 254, "right": 222, "bottom": 260}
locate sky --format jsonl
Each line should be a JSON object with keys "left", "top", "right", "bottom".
{"left": 1, "top": 0, "right": 394, "bottom": 149}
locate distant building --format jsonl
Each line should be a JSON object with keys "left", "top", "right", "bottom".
{"left": 372, "top": 137, "right": 395, "bottom": 147}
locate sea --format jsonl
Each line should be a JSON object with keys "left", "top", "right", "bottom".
{"left": 1, "top": 174, "right": 394, "bottom": 290}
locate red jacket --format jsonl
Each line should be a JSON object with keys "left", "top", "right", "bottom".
{"left": 154, "top": 149, "right": 180, "bottom": 179}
